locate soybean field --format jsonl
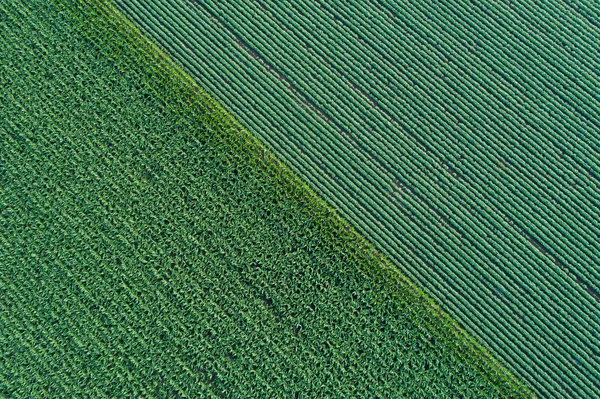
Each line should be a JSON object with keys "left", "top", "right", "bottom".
{"left": 0, "top": 0, "right": 532, "bottom": 397}
{"left": 114, "top": 0, "right": 600, "bottom": 398}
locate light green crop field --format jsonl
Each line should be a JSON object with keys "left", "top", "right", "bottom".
{"left": 0, "top": 0, "right": 531, "bottom": 397}
{"left": 114, "top": 1, "right": 600, "bottom": 397}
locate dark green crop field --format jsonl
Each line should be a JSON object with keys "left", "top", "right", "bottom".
{"left": 0, "top": 0, "right": 531, "bottom": 397}
{"left": 114, "top": 0, "right": 600, "bottom": 398}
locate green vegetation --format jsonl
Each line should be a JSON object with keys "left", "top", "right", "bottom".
{"left": 114, "top": 0, "right": 600, "bottom": 397}
{"left": 0, "top": 0, "right": 531, "bottom": 397}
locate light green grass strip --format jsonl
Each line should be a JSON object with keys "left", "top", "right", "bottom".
{"left": 0, "top": 0, "right": 532, "bottom": 397}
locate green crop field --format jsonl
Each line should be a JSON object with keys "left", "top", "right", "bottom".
{"left": 114, "top": 0, "right": 600, "bottom": 398}
{"left": 0, "top": 0, "right": 532, "bottom": 397}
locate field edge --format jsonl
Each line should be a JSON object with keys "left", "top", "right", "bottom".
{"left": 55, "top": 0, "right": 536, "bottom": 396}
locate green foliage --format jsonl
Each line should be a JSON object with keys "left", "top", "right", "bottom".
{"left": 114, "top": 0, "right": 600, "bottom": 397}
{"left": 0, "top": 0, "right": 534, "bottom": 397}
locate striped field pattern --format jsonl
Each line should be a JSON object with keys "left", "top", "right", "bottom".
{"left": 115, "top": 0, "right": 600, "bottom": 397}
{"left": 1, "top": 0, "right": 532, "bottom": 396}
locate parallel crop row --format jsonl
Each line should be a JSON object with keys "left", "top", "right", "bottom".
{"left": 0, "top": 0, "right": 533, "bottom": 397}
{"left": 114, "top": 0, "right": 600, "bottom": 397}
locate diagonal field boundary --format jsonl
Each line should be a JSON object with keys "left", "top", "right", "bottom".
{"left": 0, "top": 0, "right": 533, "bottom": 396}
{"left": 114, "top": 0, "right": 600, "bottom": 397}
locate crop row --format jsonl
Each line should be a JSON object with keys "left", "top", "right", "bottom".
{"left": 114, "top": 0, "right": 600, "bottom": 397}
{"left": 1, "top": 0, "right": 531, "bottom": 396}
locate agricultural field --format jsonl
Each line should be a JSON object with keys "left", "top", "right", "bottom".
{"left": 114, "top": 0, "right": 600, "bottom": 398}
{"left": 0, "top": 0, "right": 532, "bottom": 397}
